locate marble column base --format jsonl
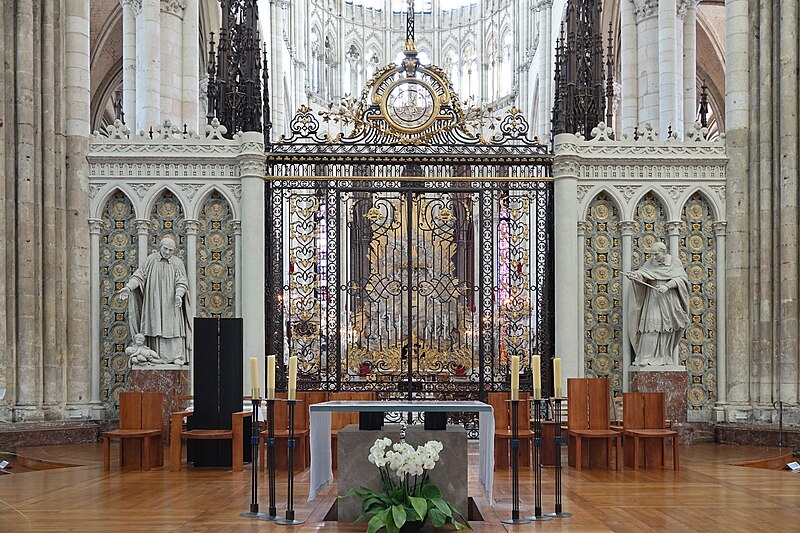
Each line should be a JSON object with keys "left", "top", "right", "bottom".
{"left": 630, "top": 369, "right": 689, "bottom": 442}
{"left": 129, "top": 367, "right": 191, "bottom": 442}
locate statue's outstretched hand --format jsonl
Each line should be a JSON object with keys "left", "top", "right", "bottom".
{"left": 117, "top": 287, "right": 130, "bottom": 300}
{"left": 657, "top": 285, "right": 668, "bottom": 294}
{"left": 175, "top": 295, "right": 183, "bottom": 308}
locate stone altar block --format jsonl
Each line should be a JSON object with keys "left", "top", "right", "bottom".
{"left": 129, "top": 367, "right": 190, "bottom": 442}
{"left": 336, "top": 424, "right": 468, "bottom": 523}
{"left": 630, "top": 368, "right": 689, "bottom": 442}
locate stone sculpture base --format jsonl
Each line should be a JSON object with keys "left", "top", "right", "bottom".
{"left": 336, "top": 424, "right": 467, "bottom": 523}
{"left": 630, "top": 368, "right": 689, "bottom": 442}
{"left": 129, "top": 367, "right": 191, "bottom": 442}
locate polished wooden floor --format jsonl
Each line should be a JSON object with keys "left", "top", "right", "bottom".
{"left": 0, "top": 441, "right": 798, "bottom": 532}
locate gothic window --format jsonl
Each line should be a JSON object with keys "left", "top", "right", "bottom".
{"left": 487, "top": 34, "right": 498, "bottom": 97}
{"left": 501, "top": 31, "right": 513, "bottom": 93}
{"left": 310, "top": 30, "right": 321, "bottom": 93}
{"left": 366, "top": 49, "right": 380, "bottom": 80}
{"left": 324, "top": 35, "right": 338, "bottom": 101}
{"left": 343, "top": 43, "right": 362, "bottom": 96}
{"left": 99, "top": 190, "right": 138, "bottom": 410}
{"left": 462, "top": 44, "right": 478, "bottom": 98}
{"left": 391, "top": 0, "right": 432, "bottom": 12}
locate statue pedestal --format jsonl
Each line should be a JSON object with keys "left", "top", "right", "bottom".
{"left": 629, "top": 368, "right": 689, "bottom": 442}
{"left": 129, "top": 366, "right": 191, "bottom": 442}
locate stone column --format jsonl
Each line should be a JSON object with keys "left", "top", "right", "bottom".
{"left": 136, "top": 219, "right": 151, "bottom": 266}
{"left": 619, "top": 220, "right": 636, "bottom": 390}
{"left": 238, "top": 132, "right": 266, "bottom": 394}
{"left": 65, "top": 0, "right": 92, "bottom": 414}
{"left": 552, "top": 148, "right": 580, "bottom": 382}
{"left": 182, "top": 0, "right": 199, "bottom": 132}
{"left": 89, "top": 219, "right": 105, "bottom": 416}
{"left": 713, "top": 221, "right": 727, "bottom": 420}
{"left": 621, "top": 0, "right": 639, "bottom": 134}
{"left": 160, "top": 0, "right": 184, "bottom": 124}
{"left": 666, "top": 220, "right": 682, "bottom": 255}
{"left": 637, "top": 10, "right": 660, "bottom": 127}
{"left": 185, "top": 219, "right": 198, "bottom": 308}
{"left": 576, "top": 220, "right": 589, "bottom": 378}
{"left": 658, "top": 0, "right": 678, "bottom": 136}
{"left": 233, "top": 220, "right": 243, "bottom": 317}
{"left": 723, "top": 0, "right": 751, "bottom": 419}
{"left": 682, "top": 0, "right": 697, "bottom": 133}
{"left": 136, "top": 0, "right": 161, "bottom": 132}
{"left": 120, "top": 0, "right": 137, "bottom": 127}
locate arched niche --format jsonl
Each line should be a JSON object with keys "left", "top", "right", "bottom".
{"left": 148, "top": 189, "right": 187, "bottom": 260}
{"left": 632, "top": 191, "right": 668, "bottom": 269}
{"left": 196, "top": 190, "right": 237, "bottom": 319}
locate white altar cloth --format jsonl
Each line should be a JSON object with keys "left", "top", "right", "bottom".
{"left": 308, "top": 400, "right": 494, "bottom": 503}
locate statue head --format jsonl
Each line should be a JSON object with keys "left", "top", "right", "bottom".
{"left": 651, "top": 241, "right": 667, "bottom": 264}
{"left": 159, "top": 237, "right": 176, "bottom": 259}
{"left": 133, "top": 333, "right": 145, "bottom": 346}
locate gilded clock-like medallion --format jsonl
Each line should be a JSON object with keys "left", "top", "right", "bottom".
{"left": 382, "top": 79, "right": 438, "bottom": 134}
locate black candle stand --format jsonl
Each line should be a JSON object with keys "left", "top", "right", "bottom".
{"left": 241, "top": 397, "right": 271, "bottom": 519}
{"left": 276, "top": 398, "right": 305, "bottom": 526}
{"left": 257, "top": 398, "right": 278, "bottom": 521}
{"left": 501, "top": 399, "right": 531, "bottom": 525}
{"left": 526, "top": 397, "right": 553, "bottom": 522}
{"left": 545, "top": 397, "right": 571, "bottom": 518}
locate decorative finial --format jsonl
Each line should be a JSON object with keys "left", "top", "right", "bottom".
{"left": 402, "top": 0, "right": 419, "bottom": 75}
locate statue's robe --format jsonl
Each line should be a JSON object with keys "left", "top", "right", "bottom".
{"left": 127, "top": 251, "right": 193, "bottom": 364}
{"left": 627, "top": 255, "right": 691, "bottom": 366}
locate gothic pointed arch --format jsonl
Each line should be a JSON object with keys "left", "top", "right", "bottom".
{"left": 98, "top": 189, "right": 139, "bottom": 410}
{"left": 196, "top": 189, "right": 237, "bottom": 318}
{"left": 632, "top": 191, "right": 668, "bottom": 269}
{"left": 148, "top": 189, "right": 187, "bottom": 259}
{"left": 584, "top": 191, "right": 623, "bottom": 397}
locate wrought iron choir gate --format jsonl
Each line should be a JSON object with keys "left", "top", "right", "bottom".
{"left": 265, "top": 44, "right": 554, "bottom": 434}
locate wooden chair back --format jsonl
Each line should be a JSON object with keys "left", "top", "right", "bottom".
{"left": 119, "top": 391, "right": 164, "bottom": 431}
{"left": 487, "top": 392, "right": 509, "bottom": 430}
{"left": 622, "top": 392, "right": 666, "bottom": 429}
{"left": 567, "top": 378, "right": 610, "bottom": 431}
{"left": 273, "top": 392, "right": 289, "bottom": 432}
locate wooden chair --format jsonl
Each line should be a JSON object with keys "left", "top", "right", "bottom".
{"left": 622, "top": 392, "right": 680, "bottom": 470}
{"left": 330, "top": 391, "right": 376, "bottom": 469}
{"left": 169, "top": 408, "right": 251, "bottom": 472}
{"left": 488, "top": 392, "right": 534, "bottom": 469}
{"left": 610, "top": 396, "right": 624, "bottom": 432}
{"left": 566, "top": 378, "right": 621, "bottom": 470}
{"left": 103, "top": 391, "right": 164, "bottom": 472}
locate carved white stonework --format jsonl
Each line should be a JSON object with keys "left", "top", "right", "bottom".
{"left": 614, "top": 184, "right": 641, "bottom": 201}
{"left": 710, "top": 185, "right": 726, "bottom": 203}
{"left": 129, "top": 182, "right": 156, "bottom": 199}
{"left": 576, "top": 185, "right": 593, "bottom": 203}
{"left": 180, "top": 183, "right": 204, "bottom": 200}
{"left": 666, "top": 220, "right": 684, "bottom": 235}
{"left": 577, "top": 220, "right": 591, "bottom": 236}
{"left": 89, "top": 183, "right": 106, "bottom": 199}
{"left": 589, "top": 122, "right": 613, "bottom": 142}
{"left": 88, "top": 219, "right": 104, "bottom": 234}
{"left": 619, "top": 220, "right": 637, "bottom": 236}
{"left": 130, "top": 0, "right": 143, "bottom": 15}
{"left": 633, "top": 0, "right": 658, "bottom": 22}
{"left": 665, "top": 184, "right": 689, "bottom": 200}
{"left": 135, "top": 219, "right": 151, "bottom": 233}
{"left": 161, "top": 0, "right": 186, "bottom": 17}
{"left": 231, "top": 220, "right": 242, "bottom": 235}
{"left": 185, "top": 219, "right": 199, "bottom": 235}
{"left": 226, "top": 184, "right": 243, "bottom": 201}
{"left": 205, "top": 118, "right": 228, "bottom": 140}
{"left": 712, "top": 221, "right": 727, "bottom": 236}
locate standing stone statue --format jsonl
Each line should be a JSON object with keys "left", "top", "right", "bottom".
{"left": 625, "top": 241, "right": 690, "bottom": 367}
{"left": 118, "top": 237, "right": 193, "bottom": 365}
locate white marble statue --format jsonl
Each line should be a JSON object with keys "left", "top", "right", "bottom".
{"left": 625, "top": 241, "right": 691, "bottom": 367}
{"left": 126, "top": 333, "right": 163, "bottom": 366}
{"left": 118, "top": 237, "right": 193, "bottom": 365}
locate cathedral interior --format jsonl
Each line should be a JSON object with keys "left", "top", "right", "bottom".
{"left": 0, "top": 0, "right": 799, "bottom": 530}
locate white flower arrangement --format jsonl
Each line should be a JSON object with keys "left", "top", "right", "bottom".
{"left": 347, "top": 437, "right": 469, "bottom": 532}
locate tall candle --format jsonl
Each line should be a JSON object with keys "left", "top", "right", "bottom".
{"left": 510, "top": 355, "right": 519, "bottom": 401}
{"left": 249, "top": 357, "right": 260, "bottom": 399}
{"left": 266, "top": 354, "right": 275, "bottom": 400}
{"left": 287, "top": 355, "right": 297, "bottom": 400}
{"left": 532, "top": 354, "right": 541, "bottom": 399}
{"left": 553, "top": 357, "right": 562, "bottom": 399}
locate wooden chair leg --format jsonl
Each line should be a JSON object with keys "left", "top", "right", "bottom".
{"left": 615, "top": 435, "right": 621, "bottom": 471}
{"left": 232, "top": 424, "right": 244, "bottom": 472}
{"left": 103, "top": 436, "right": 111, "bottom": 472}
{"left": 672, "top": 436, "right": 680, "bottom": 470}
{"left": 169, "top": 436, "right": 182, "bottom": 472}
{"left": 607, "top": 437, "right": 613, "bottom": 470}
{"left": 632, "top": 436, "right": 640, "bottom": 471}
{"left": 143, "top": 437, "right": 154, "bottom": 471}
{"left": 574, "top": 438, "right": 582, "bottom": 471}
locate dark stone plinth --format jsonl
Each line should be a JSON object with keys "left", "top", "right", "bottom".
{"left": 0, "top": 420, "right": 115, "bottom": 451}
{"left": 129, "top": 367, "right": 191, "bottom": 442}
{"left": 716, "top": 423, "right": 800, "bottom": 452}
{"left": 630, "top": 369, "right": 690, "bottom": 443}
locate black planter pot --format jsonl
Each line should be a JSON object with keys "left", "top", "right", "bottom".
{"left": 399, "top": 519, "right": 426, "bottom": 532}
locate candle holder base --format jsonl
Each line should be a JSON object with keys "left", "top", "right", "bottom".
{"left": 241, "top": 511, "right": 272, "bottom": 519}
{"left": 525, "top": 514, "right": 554, "bottom": 521}
{"left": 545, "top": 511, "right": 572, "bottom": 518}
{"left": 256, "top": 513, "right": 278, "bottom": 521}
{"left": 501, "top": 517, "right": 532, "bottom": 525}
{"left": 275, "top": 518, "right": 305, "bottom": 526}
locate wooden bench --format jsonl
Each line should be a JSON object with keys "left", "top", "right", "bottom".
{"left": 169, "top": 409, "right": 251, "bottom": 471}
{"left": 622, "top": 392, "right": 680, "bottom": 470}
{"left": 566, "top": 378, "right": 621, "bottom": 470}
{"left": 103, "top": 392, "right": 164, "bottom": 472}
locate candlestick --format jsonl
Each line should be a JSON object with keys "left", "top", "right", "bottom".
{"left": 510, "top": 355, "right": 519, "bottom": 401}
{"left": 553, "top": 358, "right": 562, "bottom": 399}
{"left": 287, "top": 355, "right": 297, "bottom": 400}
{"left": 532, "top": 355, "right": 541, "bottom": 400}
{"left": 249, "top": 357, "right": 260, "bottom": 399}
{"left": 266, "top": 354, "right": 275, "bottom": 400}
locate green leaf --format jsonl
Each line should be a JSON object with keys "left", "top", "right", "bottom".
{"left": 431, "top": 498, "right": 452, "bottom": 517}
{"left": 366, "top": 509, "right": 390, "bottom": 533}
{"left": 421, "top": 483, "right": 442, "bottom": 500}
{"left": 391, "top": 504, "right": 407, "bottom": 529}
{"left": 428, "top": 507, "right": 447, "bottom": 528}
{"left": 448, "top": 502, "right": 470, "bottom": 525}
{"left": 408, "top": 496, "right": 428, "bottom": 522}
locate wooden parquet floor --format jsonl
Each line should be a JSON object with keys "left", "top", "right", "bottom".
{"left": 0, "top": 442, "right": 798, "bottom": 532}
